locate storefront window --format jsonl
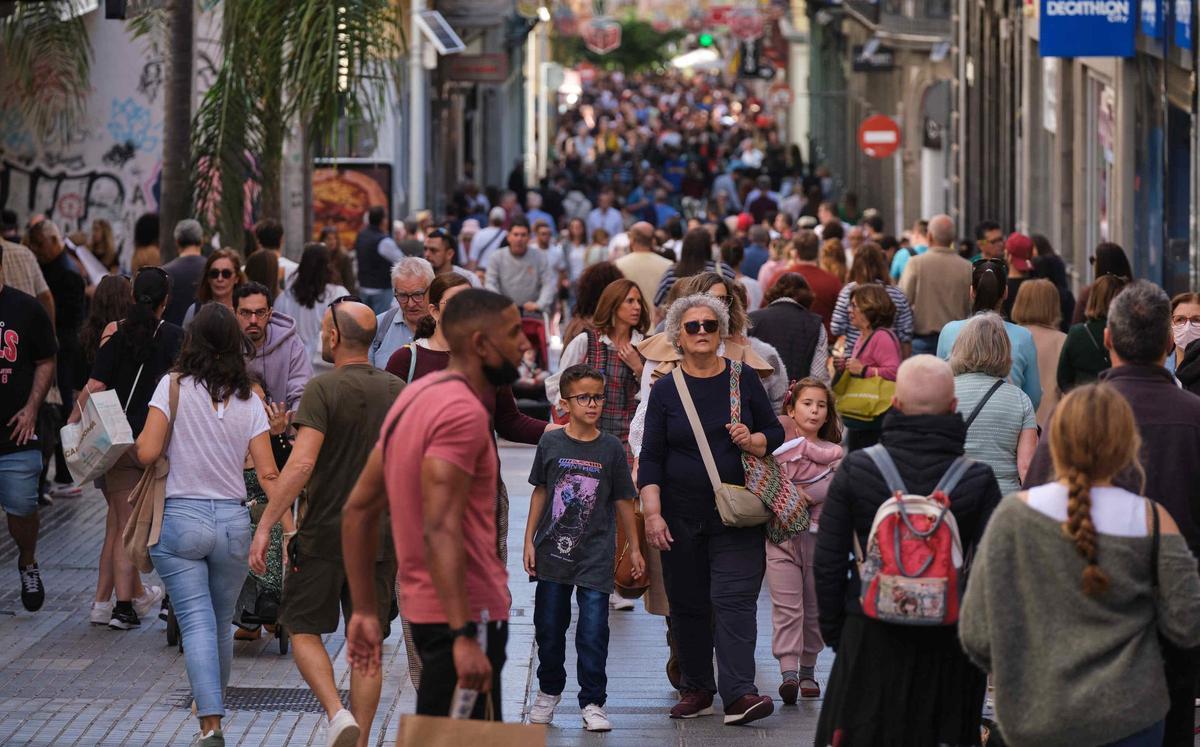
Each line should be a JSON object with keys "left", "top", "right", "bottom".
{"left": 1085, "top": 77, "right": 1115, "bottom": 280}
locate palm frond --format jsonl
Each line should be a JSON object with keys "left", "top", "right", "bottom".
{"left": 0, "top": 0, "right": 92, "bottom": 144}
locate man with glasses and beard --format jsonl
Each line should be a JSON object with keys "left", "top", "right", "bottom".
{"left": 234, "top": 282, "right": 312, "bottom": 413}
{"left": 250, "top": 298, "right": 402, "bottom": 747}
{"left": 342, "top": 289, "right": 531, "bottom": 721}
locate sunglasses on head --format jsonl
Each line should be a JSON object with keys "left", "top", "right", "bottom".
{"left": 208, "top": 268, "right": 235, "bottom": 280}
{"left": 683, "top": 319, "right": 720, "bottom": 335}
{"left": 427, "top": 228, "right": 450, "bottom": 241}
{"left": 330, "top": 294, "right": 362, "bottom": 336}
{"left": 972, "top": 256, "right": 1007, "bottom": 272}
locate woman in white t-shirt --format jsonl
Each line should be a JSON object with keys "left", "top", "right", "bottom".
{"left": 134, "top": 303, "right": 284, "bottom": 747}
{"left": 273, "top": 243, "right": 348, "bottom": 369}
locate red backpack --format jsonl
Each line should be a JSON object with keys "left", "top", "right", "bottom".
{"left": 852, "top": 445, "right": 972, "bottom": 626}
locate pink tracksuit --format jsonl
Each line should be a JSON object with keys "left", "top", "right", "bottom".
{"left": 766, "top": 435, "right": 844, "bottom": 671}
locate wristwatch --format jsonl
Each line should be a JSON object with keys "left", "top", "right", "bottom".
{"left": 449, "top": 622, "right": 479, "bottom": 641}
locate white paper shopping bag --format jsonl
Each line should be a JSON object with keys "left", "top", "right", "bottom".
{"left": 60, "top": 390, "right": 135, "bottom": 485}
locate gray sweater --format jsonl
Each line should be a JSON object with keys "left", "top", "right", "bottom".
{"left": 484, "top": 247, "right": 557, "bottom": 310}
{"left": 959, "top": 496, "right": 1200, "bottom": 747}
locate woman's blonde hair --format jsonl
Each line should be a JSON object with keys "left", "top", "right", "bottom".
{"left": 949, "top": 312, "right": 1012, "bottom": 378}
{"left": 1085, "top": 274, "right": 1128, "bottom": 320}
{"left": 819, "top": 238, "right": 847, "bottom": 283}
{"left": 1049, "top": 383, "right": 1145, "bottom": 597}
{"left": 1011, "top": 278, "right": 1061, "bottom": 328}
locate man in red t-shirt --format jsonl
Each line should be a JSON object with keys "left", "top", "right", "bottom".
{"left": 341, "top": 288, "right": 531, "bottom": 721}
{"left": 765, "top": 229, "right": 843, "bottom": 333}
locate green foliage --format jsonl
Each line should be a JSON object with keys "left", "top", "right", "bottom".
{"left": 0, "top": 0, "right": 92, "bottom": 145}
{"left": 555, "top": 16, "right": 685, "bottom": 73}
{"left": 190, "top": 0, "right": 402, "bottom": 248}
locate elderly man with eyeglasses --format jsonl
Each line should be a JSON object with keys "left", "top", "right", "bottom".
{"left": 369, "top": 256, "right": 436, "bottom": 369}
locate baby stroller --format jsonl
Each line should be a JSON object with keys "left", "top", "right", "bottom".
{"left": 515, "top": 312, "right": 552, "bottom": 420}
{"left": 164, "top": 471, "right": 290, "bottom": 655}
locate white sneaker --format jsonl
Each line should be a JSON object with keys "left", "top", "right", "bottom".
{"left": 326, "top": 708, "right": 360, "bottom": 747}
{"left": 528, "top": 691, "right": 561, "bottom": 724}
{"left": 90, "top": 601, "right": 113, "bottom": 626}
{"left": 609, "top": 591, "right": 634, "bottom": 611}
{"left": 581, "top": 704, "right": 612, "bottom": 732}
{"left": 133, "top": 585, "right": 164, "bottom": 620}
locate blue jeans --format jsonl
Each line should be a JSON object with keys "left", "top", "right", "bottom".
{"left": 360, "top": 287, "right": 393, "bottom": 315}
{"left": 534, "top": 580, "right": 609, "bottom": 708}
{"left": 911, "top": 333, "right": 939, "bottom": 356}
{"left": 150, "top": 498, "right": 251, "bottom": 718}
{"left": 1102, "top": 720, "right": 1165, "bottom": 747}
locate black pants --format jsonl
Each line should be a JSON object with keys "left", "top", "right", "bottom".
{"left": 409, "top": 620, "right": 508, "bottom": 719}
{"left": 1161, "top": 639, "right": 1199, "bottom": 746}
{"left": 659, "top": 514, "right": 765, "bottom": 705}
{"left": 844, "top": 425, "right": 882, "bottom": 453}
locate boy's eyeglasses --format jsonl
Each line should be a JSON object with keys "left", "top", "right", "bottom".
{"left": 563, "top": 393, "right": 606, "bottom": 406}
{"left": 330, "top": 294, "right": 362, "bottom": 336}
{"left": 683, "top": 319, "right": 720, "bottom": 335}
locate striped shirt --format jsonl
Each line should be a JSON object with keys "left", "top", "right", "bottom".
{"left": 0, "top": 239, "right": 49, "bottom": 298}
{"left": 829, "top": 281, "right": 914, "bottom": 349}
{"left": 954, "top": 372, "right": 1037, "bottom": 495}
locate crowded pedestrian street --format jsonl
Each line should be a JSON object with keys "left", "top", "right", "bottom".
{"left": 5, "top": 1, "right": 1200, "bottom": 746}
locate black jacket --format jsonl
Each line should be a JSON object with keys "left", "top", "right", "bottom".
{"left": 1175, "top": 339, "right": 1200, "bottom": 396}
{"left": 814, "top": 412, "right": 1002, "bottom": 648}
{"left": 749, "top": 299, "right": 822, "bottom": 383}
{"left": 1026, "top": 364, "right": 1200, "bottom": 555}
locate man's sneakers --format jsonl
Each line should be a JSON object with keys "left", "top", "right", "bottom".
{"left": 608, "top": 591, "right": 634, "bottom": 611}
{"left": 326, "top": 708, "right": 360, "bottom": 747}
{"left": 48, "top": 483, "right": 82, "bottom": 499}
{"left": 527, "top": 691, "right": 561, "bottom": 724}
{"left": 133, "top": 585, "right": 165, "bottom": 620}
{"left": 669, "top": 690, "right": 714, "bottom": 719}
{"left": 108, "top": 605, "right": 140, "bottom": 630}
{"left": 581, "top": 704, "right": 612, "bottom": 732}
{"left": 19, "top": 563, "right": 44, "bottom": 611}
{"left": 90, "top": 601, "right": 113, "bottom": 626}
{"left": 723, "top": 693, "right": 774, "bottom": 726}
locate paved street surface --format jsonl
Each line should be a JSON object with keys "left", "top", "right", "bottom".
{"left": 0, "top": 443, "right": 829, "bottom": 746}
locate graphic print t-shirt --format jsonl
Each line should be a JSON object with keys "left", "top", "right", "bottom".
{"left": 528, "top": 428, "right": 636, "bottom": 593}
{"left": 0, "top": 285, "right": 57, "bottom": 454}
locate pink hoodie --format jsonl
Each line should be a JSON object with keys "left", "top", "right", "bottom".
{"left": 773, "top": 436, "right": 844, "bottom": 528}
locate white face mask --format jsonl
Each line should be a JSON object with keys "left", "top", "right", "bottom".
{"left": 1173, "top": 322, "right": 1200, "bottom": 350}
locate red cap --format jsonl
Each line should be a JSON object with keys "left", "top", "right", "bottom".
{"left": 736, "top": 212, "right": 753, "bottom": 232}
{"left": 1005, "top": 232, "right": 1034, "bottom": 272}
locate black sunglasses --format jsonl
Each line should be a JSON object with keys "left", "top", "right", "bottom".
{"left": 330, "top": 294, "right": 362, "bottom": 336}
{"left": 683, "top": 319, "right": 720, "bottom": 335}
{"left": 972, "top": 256, "right": 1008, "bottom": 273}
{"left": 208, "top": 268, "right": 235, "bottom": 280}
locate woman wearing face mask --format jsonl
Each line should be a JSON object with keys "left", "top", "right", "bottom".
{"left": 1170, "top": 294, "right": 1200, "bottom": 395}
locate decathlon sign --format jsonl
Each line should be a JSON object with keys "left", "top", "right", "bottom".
{"left": 1040, "top": 1, "right": 1136, "bottom": 57}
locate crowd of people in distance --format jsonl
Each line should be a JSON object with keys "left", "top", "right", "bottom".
{"left": 3, "top": 67, "right": 1200, "bottom": 747}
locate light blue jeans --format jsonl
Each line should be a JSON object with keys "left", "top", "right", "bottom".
{"left": 150, "top": 498, "right": 251, "bottom": 718}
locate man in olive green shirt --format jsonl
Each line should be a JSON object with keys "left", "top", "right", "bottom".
{"left": 250, "top": 300, "right": 403, "bottom": 747}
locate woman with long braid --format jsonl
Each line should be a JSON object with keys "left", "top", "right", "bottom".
{"left": 961, "top": 383, "right": 1200, "bottom": 747}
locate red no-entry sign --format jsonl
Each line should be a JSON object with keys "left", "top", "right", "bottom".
{"left": 858, "top": 114, "right": 901, "bottom": 159}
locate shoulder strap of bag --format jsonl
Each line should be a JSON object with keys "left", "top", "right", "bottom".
{"left": 672, "top": 366, "right": 724, "bottom": 496}
{"left": 729, "top": 360, "right": 742, "bottom": 425}
{"left": 1149, "top": 497, "right": 1160, "bottom": 589}
{"left": 405, "top": 343, "right": 418, "bottom": 384}
{"left": 863, "top": 444, "right": 907, "bottom": 495}
{"left": 933, "top": 456, "right": 973, "bottom": 496}
{"left": 964, "top": 379, "right": 1005, "bottom": 430}
{"left": 161, "top": 373, "right": 181, "bottom": 453}
{"left": 123, "top": 322, "right": 164, "bottom": 415}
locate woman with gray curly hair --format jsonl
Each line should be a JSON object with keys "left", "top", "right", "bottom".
{"left": 638, "top": 293, "right": 785, "bottom": 726}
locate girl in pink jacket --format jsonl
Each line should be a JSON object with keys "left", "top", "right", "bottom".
{"left": 769, "top": 378, "right": 844, "bottom": 704}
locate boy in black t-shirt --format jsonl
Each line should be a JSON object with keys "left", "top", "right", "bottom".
{"left": 0, "top": 243, "right": 58, "bottom": 611}
{"left": 523, "top": 364, "right": 644, "bottom": 732}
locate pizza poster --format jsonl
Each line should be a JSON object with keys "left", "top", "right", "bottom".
{"left": 312, "top": 163, "right": 393, "bottom": 249}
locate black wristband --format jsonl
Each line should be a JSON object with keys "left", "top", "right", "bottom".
{"left": 449, "top": 621, "right": 478, "bottom": 641}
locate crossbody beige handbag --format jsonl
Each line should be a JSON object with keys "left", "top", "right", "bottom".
{"left": 672, "top": 366, "right": 772, "bottom": 528}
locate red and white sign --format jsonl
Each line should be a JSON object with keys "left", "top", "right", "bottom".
{"left": 858, "top": 114, "right": 901, "bottom": 159}
{"left": 583, "top": 17, "right": 621, "bottom": 55}
{"left": 577, "top": 61, "right": 597, "bottom": 84}
{"left": 728, "top": 7, "right": 764, "bottom": 42}
{"left": 705, "top": 5, "right": 732, "bottom": 26}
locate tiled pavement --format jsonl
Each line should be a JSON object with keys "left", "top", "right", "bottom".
{"left": 0, "top": 444, "right": 829, "bottom": 745}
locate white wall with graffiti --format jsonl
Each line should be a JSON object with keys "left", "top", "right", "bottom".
{"left": 0, "top": 11, "right": 165, "bottom": 269}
